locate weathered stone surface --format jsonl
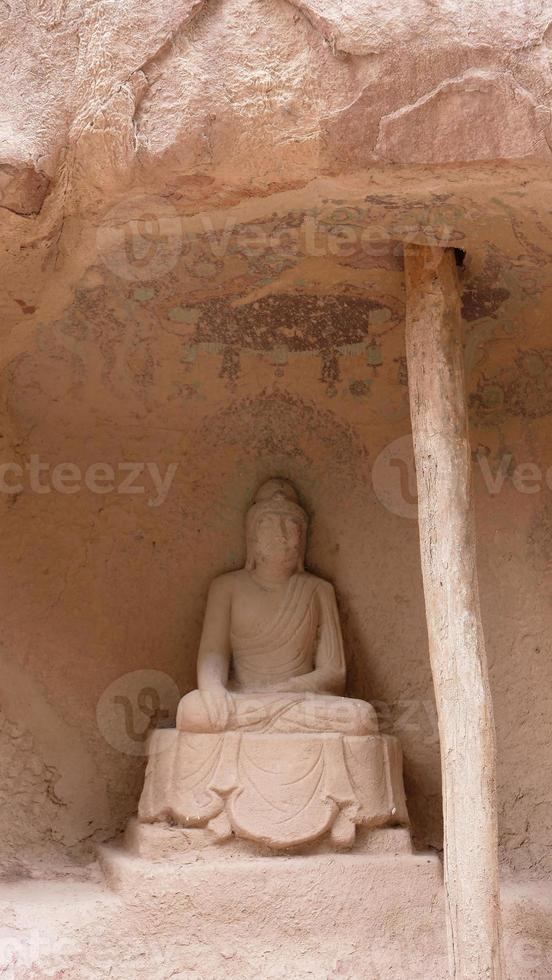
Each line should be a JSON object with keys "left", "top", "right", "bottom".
{"left": 1, "top": 0, "right": 551, "bottom": 211}
{"left": 138, "top": 730, "right": 408, "bottom": 848}
{"left": 0, "top": 163, "right": 50, "bottom": 216}
{"left": 376, "top": 71, "right": 552, "bottom": 164}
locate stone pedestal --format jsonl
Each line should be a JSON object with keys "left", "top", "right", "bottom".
{"left": 98, "top": 729, "right": 442, "bottom": 976}
{"left": 98, "top": 835, "right": 445, "bottom": 977}
{"left": 138, "top": 729, "right": 408, "bottom": 849}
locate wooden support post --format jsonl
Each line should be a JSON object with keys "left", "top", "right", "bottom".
{"left": 404, "top": 245, "right": 504, "bottom": 979}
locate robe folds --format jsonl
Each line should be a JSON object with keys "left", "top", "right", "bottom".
{"left": 177, "top": 574, "right": 378, "bottom": 735}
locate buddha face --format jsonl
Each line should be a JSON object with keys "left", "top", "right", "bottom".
{"left": 253, "top": 513, "right": 303, "bottom": 569}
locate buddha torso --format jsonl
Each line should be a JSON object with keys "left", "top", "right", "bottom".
{"left": 229, "top": 570, "right": 318, "bottom": 691}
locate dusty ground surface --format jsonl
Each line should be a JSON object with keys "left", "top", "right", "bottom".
{"left": 0, "top": 867, "right": 550, "bottom": 979}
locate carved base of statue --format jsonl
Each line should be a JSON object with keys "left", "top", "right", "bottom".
{"left": 137, "top": 728, "right": 408, "bottom": 850}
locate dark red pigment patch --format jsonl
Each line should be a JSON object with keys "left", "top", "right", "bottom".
{"left": 321, "top": 349, "right": 340, "bottom": 385}
{"left": 15, "top": 298, "right": 36, "bottom": 314}
{"left": 462, "top": 250, "right": 510, "bottom": 322}
{"left": 193, "top": 295, "right": 382, "bottom": 352}
{"left": 219, "top": 346, "right": 241, "bottom": 385}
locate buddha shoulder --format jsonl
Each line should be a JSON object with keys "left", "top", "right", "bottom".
{"left": 302, "top": 571, "right": 336, "bottom": 596}
{"left": 294, "top": 572, "right": 338, "bottom": 611}
{"left": 206, "top": 569, "right": 248, "bottom": 600}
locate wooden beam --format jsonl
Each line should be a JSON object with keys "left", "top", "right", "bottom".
{"left": 404, "top": 245, "right": 504, "bottom": 979}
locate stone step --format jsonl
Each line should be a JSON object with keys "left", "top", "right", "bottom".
{"left": 98, "top": 837, "right": 444, "bottom": 959}
{"left": 121, "top": 817, "right": 414, "bottom": 861}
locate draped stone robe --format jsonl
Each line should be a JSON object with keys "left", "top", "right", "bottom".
{"left": 177, "top": 573, "right": 378, "bottom": 735}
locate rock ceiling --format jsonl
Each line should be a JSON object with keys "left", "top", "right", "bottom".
{"left": 1, "top": 0, "right": 552, "bottom": 433}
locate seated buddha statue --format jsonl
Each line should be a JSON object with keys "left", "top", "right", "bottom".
{"left": 176, "top": 478, "right": 378, "bottom": 736}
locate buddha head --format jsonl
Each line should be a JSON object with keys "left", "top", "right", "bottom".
{"left": 245, "top": 479, "right": 308, "bottom": 573}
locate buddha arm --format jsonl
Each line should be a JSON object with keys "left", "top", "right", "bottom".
{"left": 278, "top": 581, "right": 347, "bottom": 696}
{"left": 196, "top": 576, "right": 233, "bottom": 691}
